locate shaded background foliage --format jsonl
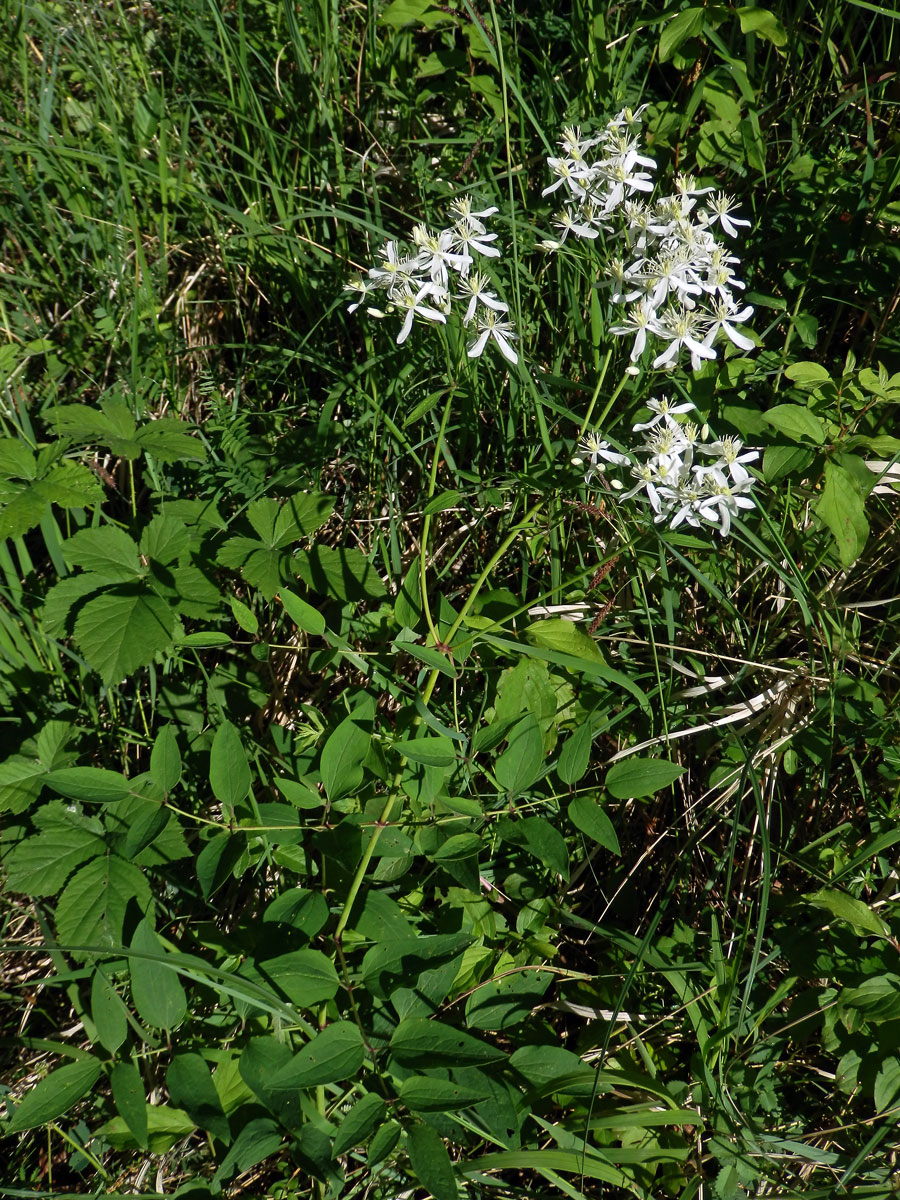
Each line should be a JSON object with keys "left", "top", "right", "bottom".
{"left": 1, "top": 0, "right": 900, "bottom": 1197}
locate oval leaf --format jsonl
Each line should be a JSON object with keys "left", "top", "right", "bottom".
{"left": 606, "top": 757, "right": 685, "bottom": 799}
{"left": 7, "top": 1056, "right": 102, "bottom": 1133}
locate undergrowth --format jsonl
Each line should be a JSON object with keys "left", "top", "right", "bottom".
{"left": 1, "top": 0, "right": 899, "bottom": 1197}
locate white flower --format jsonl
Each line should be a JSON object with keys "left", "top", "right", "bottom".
{"left": 632, "top": 396, "right": 695, "bottom": 432}
{"left": 458, "top": 271, "right": 509, "bottom": 324}
{"left": 552, "top": 208, "right": 600, "bottom": 242}
{"left": 392, "top": 284, "right": 448, "bottom": 345}
{"left": 610, "top": 301, "right": 659, "bottom": 362}
{"left": 703, "top": 300, "right": 755, "bottom": 353}
{"left": 344, "top": 276, "right": 370, "bottom": 313}
{"left": 412, "top": 224, "right": 471, "bottom": 287}
{"left": 707, "top": 193, "right": 751, "bottom": 238}
{"left": 368, "top": 240, "right": 417, "bottom": 293}
{"left": 467, "top": 310, "right": 518, "bottom": 365}
{"left": 448, "top": 195, "right": 498, "bottom": 234}
{"left": 652, "top": 307, "right": 718, "bottom": 372}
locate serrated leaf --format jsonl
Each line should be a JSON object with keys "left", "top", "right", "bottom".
{"left": 281, "top": 589, "right": 326, "bottom": 635}
{"left": 139, "top": 514, "right": 190, "bottom": 565}
{"left": 817, "top": 461, "right": 869, "bottom": 567}
{"left": 569, "top": 796, "right": 620, "bottom": 854}
{"left": 64, "top": 526, "right": 143, "bottom": 581}
{"left": 3, "top": 826, "right": 102, "bottom": 896}
{"left": 73, "top": 588, "right": 175, "bottom": 684}
{"left": 271, "top": 1022, "right": 364, "bottom": 1090}
{"left": 56, "top": 854, "right": 151, "bottom": 953}
{"left": 606, "top": 756, "right": 685, "bottom": 799}
{"left": 0, "top": 754, "right": 49, "bottom": 814}
{"left": 209, "top": 721, "right": 251, "bottom": 810}
{"left": 762, "top": 404, "right": 825, "bottom": 444}
{"left": 6, "top": 1056, "right": 102, "bottom": 1133}
{"left": 130, "top": 917, "right": 187, "bottom": 1029}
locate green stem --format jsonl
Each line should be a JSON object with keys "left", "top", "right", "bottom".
{"left": 334, "top": 498, "right": 544, "bottom": 939}
{"left": 578, "top": 351, "right": 627, "bottom": 440}
{"left": 420, "top": 387, "right": 456, "bottom": 647}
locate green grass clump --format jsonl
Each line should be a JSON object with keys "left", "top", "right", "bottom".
{"left": 1, "top": 0, "right": 899, "bottom": 1197}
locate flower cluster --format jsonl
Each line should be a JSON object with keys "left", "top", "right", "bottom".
{"left": 345, "top": 197, "right": 518, "bottom": 365}
{"left": 577, "top": 397, "right": 758, "bottom": 537}
{"left": 543, "top": 108, "right": 755, "bottom": 373}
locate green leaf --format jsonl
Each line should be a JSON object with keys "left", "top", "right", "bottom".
{"left": 166, "top": 1054, "right": 230, "bottom": 1143}
{"left": 784, "top": 362, "right": 831, "bottom": 388}
{"left": 3, "top": 826, "right": 102, "bottom": 896}
{"left": 263, "top": 888, "right": 329, "bottom": 935}
{"left": 271, "top": 1023, "right": 364, "bottom": 1089}
{"left": 361, "top": 932, "right": 472, "bottom": 1000}
{"left": 524, "top": 619, "right": 605, "bottom": 664}
{"left": 495, "top": 714, "right": 544, "bottom": 794}
{"left": 0, "top": 754, "right": 49, "bottom": 814}
{"left": 557, "top": 722, "right": 592, "bottom": 785}
{"left": 56, "top": 854, "right": 151, "bottom": 952}
{"left": 390, "top": 1018, "right": 506, "bottom": 1067}
{"left": 424, "top": 489, "right": 461, "bottom": 516}
{"left": 130, "top": 917, "right": 187, "bottom": 1030}
{"left": 44, "top": 766, "right": 130, "bottom": 803}
{"left": 817, "top": 461, "right": 869, "bottom": 567}
{"left": 394, "top": 637, "right": 457, "bottom": 677}
{"left": 196, "top": 832, "right": 248, "bottom": 899}
{"left": 90, "top": 971, "right": 128, "bottom": 1053}
{"left": 139, "top": 514, "right": 190, "bottom": 565}
{"left": 213, "top": 1117, "right": 282, "bottom": 1187}
{"left": 332, "top": 1093, "right": 386, "bottom": 1158}
{"left": 73, "top": 588, "right": 175, "bottom": 685}
{"left": 110, "top": 1062, "right": 148, "bottom": 1149}
{"left": 393, "top": 555, "right": 422, "bottom": 627}
{"left": 209, "top": 721, "right": 251, "bottom": 810}
{"left": 606, "top": 757, "right": 685, "bottom": 799}
{"left": 294, "top": 544, "right": 387, "bottom": 602}
{"left": 569, "top": 797, "right": 620, "bottom": 854}
{"left": 875, "top": 1057, "right": 900, "bottom": 1113}
{"left": 399, "top": 1074, "right": 494, "bottom": 1111}
{"left": 497, "top": 816, "right": 569, "bottom": 880}
{"left": 762, "top": 404, "right": 825, "bottom": 444}
{"left": 100, "top": 1103, "right": 196, "bottom": 1154}
{"left": 659, "top": 7, "right": 705, "bottom": 61}
{"left": 380, "top": 0, "right": 440, "bottom": 28}
{"left": 320, "top": 712, "right": 370, "bottom": 802}
{"left": 367, "top": 1119, "right": 402, "bottom": 1166}
{"left": 281, "top": 589, "right": 326, "bottom": 635}
{"left": 736, "top": 5, "right": 787, "bottom": 45}
{"left": 397, "top": 735, "right": 457, "bottom": 767}
{"left": 150, "top": 725, "right": 182, "bottom": 792}
{"left": 807, "top": 888, "right": 889, "bottom": 939}
{"left": 64, "top": 526, "right": 143, "bottom": 581}
{"left": 137, "top": 421, "right": 206, "bottom": 463}
{"left": 406, "top": 1123, "right": 457, "bottom": 1200}
{"left": 466, "top": 970, "right": 554, "bottom": 1030}
{"left": 123, "top": 804, "right": 171, "bottom": 860}
{"left": 6, "top": 1056, "right": 102, "bottom": 1133}
{"left": 256, "top": 949, "right": 340, "bottom": 1008}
